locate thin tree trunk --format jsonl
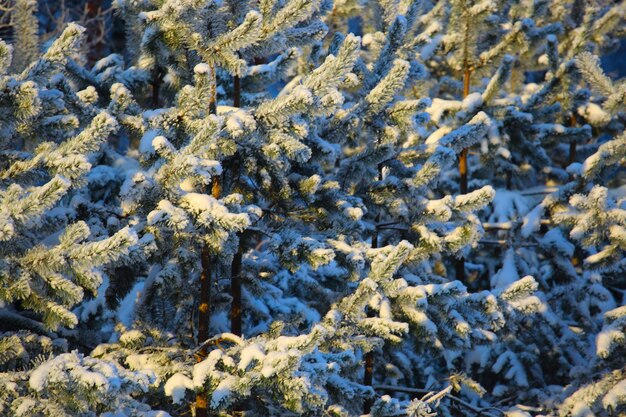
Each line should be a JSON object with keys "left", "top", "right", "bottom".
{"left": 152, "top": 68, "right": 163, "bottom": 108}
{"left": 364, "top": 163, "right": 383, "bottom": 414}
{"left": 231, "top": 62, "right": 246, "bottom": 417}
{"left": 363, "top": 227, "right": 377, "bottom": 414}
{"left": 230, "top": 249, "right": 243, "bottom": 337}
{"left": 455, "top": 69, "right": 472, "bottom": 282}
{"left": 195, "top": 244, "right": 211, "bottom": 417}
{"left": 233, "top": 75, "right": 241, "bottom": 108}
{"left": 568, "top": 113, "right": 577, "bottom": 166}
{"left": 85, "top": 0, "right": 104, "bottom": 64}
{"left": 459, "top": 68, "right": 471, "bottom": 193}
{"left": 230, "top": 71, "right": 243, "bottom": 339}
{"left": 196, "top": 63, "right": 218, "bottom": 417}
{"left": 231, "top": 242, "right": 244, "bottom": 417}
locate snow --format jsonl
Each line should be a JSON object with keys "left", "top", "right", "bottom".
{"left": 420, "top": 34, "right": 443, "bottom": 60}
{"left": 151, "top": 135, "right": 171, "bottom": 152}
{"left": 596, "top": 327, "right": 624, "bottom": 358}
{"left": 164, "top": 373, "right": 194, "bottom": 404}
{"left": 379, "top": 298, "right": 392, "bottom": 319}
{"left": 605, "top": 305, "right": 626, "bottom": 321}
{"left": 180, "top": 193, "right": 215, "bottom": 213}
{"left": 578, "top": 103, "right": 610, "bottom": 126}
{"left": 221, "top": 108, "right": 257, "bottom": 138}
{"left": 139, "top": 130, "right": 160, "bottom": 155}
{"left": 4, "top": 3, "right": 626, "bottom": 416}
{"left": 29, "top": 361, "right": 52, "bottom": 392}
{"left": 343, "top": 206, "right": 363, "bottom": 220}
{"left": 602, "top": 379, "right": 626, "bottom": 411}
{"left": 504, "top": 407, "right": 532, "bottom": 417}
{"left": 211, "top": 375, "right": 237, "bottom": 407}
{"left": 14, "top": 398, "right": 36, "bottom": 416}
{"left": 492, "top": 351, "right": 528, "bottom": 387}
{"left": 194, "top": 63, "right": 211, "bottom": 74}
{"left": 425, "top": 126, "right": 453, "bottom": 146}
{"left": 462, "top": 92, "right": 483, "bottom": 113}
{"left": 540, "top": 228, "right": 575, "bottom": 257}
{"left": 116, "top": 280, "right": 144, "bottom": 327}
{"left": 491, "top": 250, "right": 520, "bottom": 289}
{"left": 521, "top": 204, "right": 544, "bottom": 237}
{"left": 238, "top": 343, "right": 266, "bottom": 370}
{"left": 426, "top": 98, "right": 462, "bottom": 124}
{"left": 78, "top": 274, "right": 109, "bottom": 321}
{"left": 29, "top": 352, "right": 109, "bottom": 392}
{"left": 119, "top": 329, "right": 145, "bottom": 346}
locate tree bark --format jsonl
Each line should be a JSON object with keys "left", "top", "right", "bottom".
{"left": 568, "top": 113, "right": 577, "bottom": 166}
{"left": 364, "top": 163, "right": 383, "bottom": 414}
{"left": 196, "top": 64, "right": 218, "bottom": 417}
{"left": 455, "top": 69, "right": 472, "bottom": 282}
{"left": 230, "top": 249, "right": 243, "bottom": 337}
{"left": 230, "top": 71, "right": 243, "bottom": 339}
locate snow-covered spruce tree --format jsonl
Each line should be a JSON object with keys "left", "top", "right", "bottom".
{"left": 525, "top": 51, "right": 626, "bottom": 416}
{"left": 0, "top": 25, "right": 175, "bottom": 417}
{"left": 0, "top": 25, "right": 137, "bottom": 330}
{"left": 50, "top": 2, "right": 544, "bottom": 417}
{"left": 92, "top": 3, "right": 580, "bottom": 411}
{"left": 467, "top": 25, "right": 625, "bottom": 417}
{"left": 3, "top": 0, "right": 39, "bottom": 73}
{"left": 328, "top": 0, "right": 625, "bottom": 412}
{"left": 1, "top": 1, "right": 625, "bottom": 417}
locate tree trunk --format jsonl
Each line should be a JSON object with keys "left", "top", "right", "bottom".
{"left": 363, "top": 225, "right": 377, "bottom": 414}
{"left": 230, "top": 249, "right": 243, "bottom": 337}
{"left": 229, "top": 63, "right": 246, "bottom": 417}
{"left": 85, "top": 0, "right": 104, "bottom": 64}
{"left": 196, "top": 64, "right": 218, "bottom": 417}
{"left": 455, "top": 69, "right": 472, "bottom": 282}
{"left": 230, "top": 72, "right": 243, "bottom": 339}
{"left": 364, "top": 163, "right": 383, "bottom": 414}
{"left": 152, "top": 68, "right": 163, "bottom": 108}
{"left": 233, "top": 75, "right": 241, "bottom": 108}
{"left": 568, "top": 113, "right": 577, "bottom": 166}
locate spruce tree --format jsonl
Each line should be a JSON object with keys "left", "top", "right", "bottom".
{"left": 0, "top": 1, "right": 626, "bottom": 417}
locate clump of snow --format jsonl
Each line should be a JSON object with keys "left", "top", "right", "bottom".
{"left": 521, "top": 204, "right": 544, "bottom": 237}
{"left": 491, "top": 250, "right": 520, "bottom": 289}
{"left": 238, "top": 343, "right": 266, "bottom": 370}
{"left": 540, "top": 228, "right": 575, "bottom": 257}
{"left": 139, "top": 130, "right": 160, "bottom": 155}
{"left": 344, "top": 207, "right": 363, "bottom": 221}
{"left": 596, "top": 327, "right": 625, "bottom": 358}
{"left": 164, "top": 373, "right": 194, "bottom": 404}
{"left": 194, "top": 63, "right": 211, "bottom": 74}
{"left": 426, "top": 98, "right": 462, "bottom": 124}
{"left": 119, "top": 330, "right": 145, "bottom": 347}
{"left": 462, "top": 92, "right": 483, "bottom": 113}
{"left": 602, "top": 379, "right": 626, "bottom": 411}
{"left": 578, "top": 103, "right": 611, "bottom": 126}
{"left": 211, "top": 375, "right": 237, "bottom": 407}
{"left": 116, "top": 281, "right": 144, "bottom": 327}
